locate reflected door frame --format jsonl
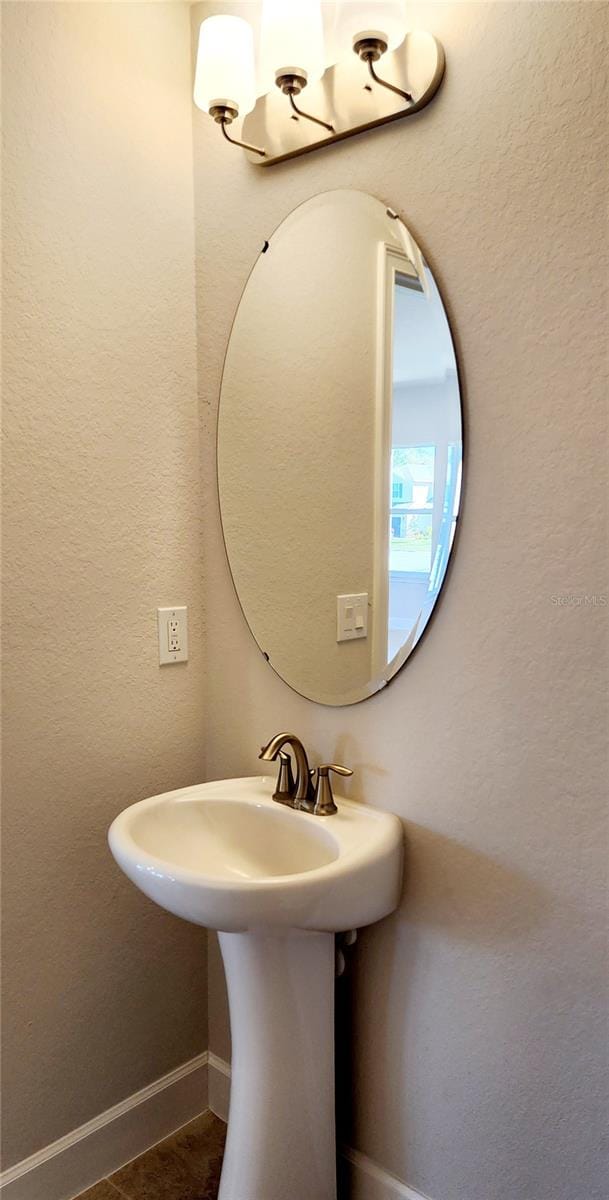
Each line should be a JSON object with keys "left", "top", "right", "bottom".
{"left": 371, "top": 244, "right": 423, "bottom": 680}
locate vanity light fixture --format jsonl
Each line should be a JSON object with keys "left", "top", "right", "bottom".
{"left": 193, "top": 2, "right": 446, "bottom": 167}
{"left": 346, "top": 0, "right": 413, "bottom": 102}
{"left": 193, "top": 15, "right": 266, "bottom": 156}
{"left": 261, "top": 0, "right": 334, "bottom": 132}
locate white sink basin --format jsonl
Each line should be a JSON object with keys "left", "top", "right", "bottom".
{"left": 108, "top": 774, "right": 403, "bottom": 1200}
{"left": 108, "top": 775, "right": 403, "bottom": 933}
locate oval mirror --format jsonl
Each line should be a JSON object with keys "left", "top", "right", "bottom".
{"left": 218, "top": 190, "right": 462, "bottom": 706}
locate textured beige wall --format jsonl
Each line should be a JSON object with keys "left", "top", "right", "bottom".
{"left": 192, "top": 2, "right": 608, "bottom": 1198}
{"left": 2, "top": 1, "right": 207, "bottom": 1167}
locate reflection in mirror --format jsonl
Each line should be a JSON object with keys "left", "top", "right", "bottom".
{"left": 218, "top": 190, "right": 462, "bottom": 706}
{"left": 376, "top": 253, "right": 462, "bottom": 677}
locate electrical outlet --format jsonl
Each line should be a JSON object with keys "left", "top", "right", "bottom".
{"left": 158, "top": 607, "right": 188, "bottom": 664}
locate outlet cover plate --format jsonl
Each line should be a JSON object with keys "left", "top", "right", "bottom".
{"left": 158, "top": 606, "right": 188, "bottom": 664}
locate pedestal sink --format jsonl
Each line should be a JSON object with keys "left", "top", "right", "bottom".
{"left": 108, "top": 775, "right": 403, "bottom": 1200}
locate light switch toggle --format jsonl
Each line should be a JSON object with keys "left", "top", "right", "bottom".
{"left": 337, "top": 593, "right": 368, "bottom": 642}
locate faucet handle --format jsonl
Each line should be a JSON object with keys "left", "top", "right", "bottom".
{"left": 270, "top": 750, "right": 295, "bottom": 806}
{"left": 311, "top": 764, "right": 353, "bottom": 816}
{"left": 277, "top": 750, "right": 295, "bottom": 797}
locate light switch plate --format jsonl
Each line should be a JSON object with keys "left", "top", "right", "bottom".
{"left": 337, "top": 593, "right": 368, "bottom": 642}
{"left": 158, "top": 606, "right": 188, "bottom": 664}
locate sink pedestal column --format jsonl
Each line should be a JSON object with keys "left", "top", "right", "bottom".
{"left": 217, "top": 929, "right": 336, "bottom": 1200}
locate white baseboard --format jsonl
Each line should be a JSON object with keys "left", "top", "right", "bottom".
{"left": 207, "top": 1053, "right": 431, "bottom": 1200}
{"left": 3, "top": 1050, "right": 432, "bottom": 1200}
{"left": 0, "top": 1052, "right": 209, "bottom": 1200}
{"left": 341, "top": 1147, "right": 432, "bottom": 1200}
{"left": 207, "top": 1051, "right": 231, "bottom": 1123}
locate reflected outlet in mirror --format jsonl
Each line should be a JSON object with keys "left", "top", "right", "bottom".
{"left": 217, "top": 190, "right": 463, "bottom": 705}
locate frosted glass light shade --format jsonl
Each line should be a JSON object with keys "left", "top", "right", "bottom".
{"left": 338, "top": 1, "right": 406, "bottom": 52}
{"left": 260, "top": 0, "right": 325, "bottom": 89}
{"left": 193, "top": 15, "right": 256, "bottom": 116}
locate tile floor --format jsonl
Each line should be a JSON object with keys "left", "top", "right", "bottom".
{"left": 75, "top": 1111, "right": 226, "bottom": 1200}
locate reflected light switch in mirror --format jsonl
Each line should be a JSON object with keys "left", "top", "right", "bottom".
{"left": 337, "top": 593, "right": 368, "bottom": 642}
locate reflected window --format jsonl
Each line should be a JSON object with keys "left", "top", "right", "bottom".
{"left": 385, "top": 265, "right": 462, "bottom": 665}
{"left": 389, "top": 446, "right": 435, "bottom": 575}
{"left": 429, "top": 442, "right": 462, "bottom": 595}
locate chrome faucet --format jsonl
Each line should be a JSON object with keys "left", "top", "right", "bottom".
{"left": 259, "top": 733, "right": 314, "bottom": 809}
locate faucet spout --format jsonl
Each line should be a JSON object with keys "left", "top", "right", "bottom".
{"left": 259, "top": 732, "right": 314, "bottom": 807}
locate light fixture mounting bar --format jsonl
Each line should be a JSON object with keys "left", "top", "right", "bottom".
{"left": 242, "top": 30, "right": 444, "bottom": 167}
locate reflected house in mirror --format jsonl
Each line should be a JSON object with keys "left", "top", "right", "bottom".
{"left": 218, "top": 190, "right": 462, "bottom": 705}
